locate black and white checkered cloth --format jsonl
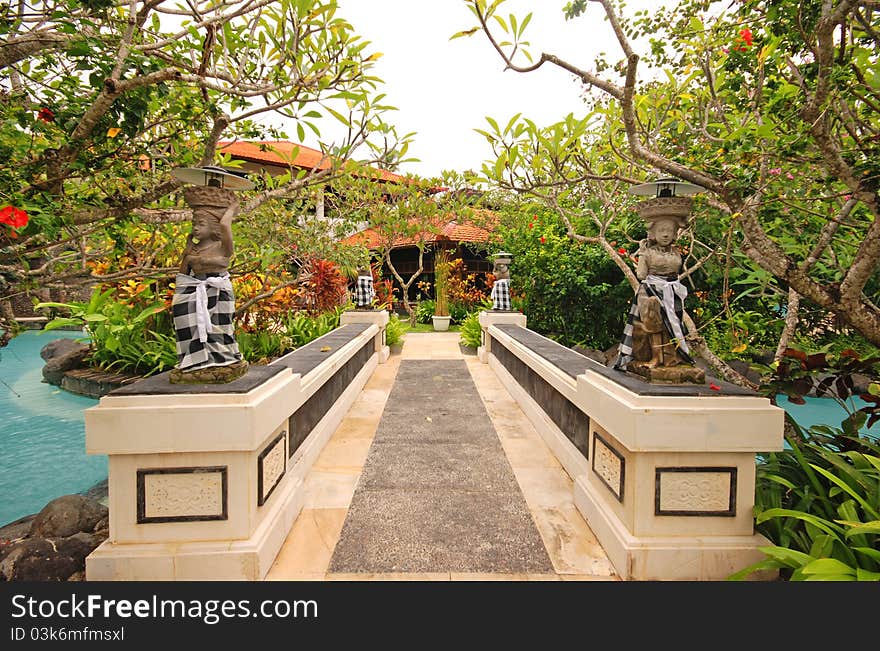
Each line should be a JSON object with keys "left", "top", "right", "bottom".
{"left": 354, "top": 274, "right": 375, "bottom": 308}
{"left": 172, "top": 272, "right": 242, "bottom": 372}
{"left": 613, "top": 275, "right": 693, "bottom": 370}
{"left": 491, "top": 278, "right": 511, "bottom": 311}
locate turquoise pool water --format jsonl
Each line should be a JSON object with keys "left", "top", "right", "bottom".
{"left": 777, "top": 393, "right": 876, "bottom": 437}
{"left": 0, "top": 330, "right": 104, "bottom": 527}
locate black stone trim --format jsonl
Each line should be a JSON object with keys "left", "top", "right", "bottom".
{"left": 492, "top": 337, "right": 589, "bottom": 460}
{"left": 289, "top": 340, "right": 373, "bottom": 458}
{"left": 592, "top": 431, "right": 625, "bottom": 502}
{"left": 110, "top": 364, "right": 286, "bottom": 395}
{"left": 494, "top": 323, "right": 756, "bottom": 396}
{"left": 136, "top": 466, "right": 228, "bottom": 524}
{"left": 273, "top": 323, "right": 370, "bottom": 377}
{"left": 654, "top": 466, "right": 737, "bottom": 517}
{"left": 257, "top": 431, "right": 287, "bottom": 507}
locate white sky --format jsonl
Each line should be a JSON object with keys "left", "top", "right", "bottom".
{"left": 306, "top": 0, "right": 664, "bottom": 179}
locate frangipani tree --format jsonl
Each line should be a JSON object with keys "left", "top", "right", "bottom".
{"left": 0, "top": 0, "right": 408, "bottom": 341}
{"left": 458, "top": 0, "right": 880, "bottom": 383}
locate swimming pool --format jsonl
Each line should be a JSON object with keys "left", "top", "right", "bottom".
{"left": 0, "top": 330, "right": 104, "bottom": 527}
{"left": 777, "top": 393, "right": 876, "bottom": 437}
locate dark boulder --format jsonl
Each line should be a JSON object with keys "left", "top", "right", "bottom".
{"left": 29, "top": 495, "right": 107, "bottom": 539}
{"left": 0, "top": 532, "right": 106, "bottom": 581}
{"left": 41, "top": 345, "right": 90, "bottom": 386}
{"left": 40, "top": 338, "right": 86, "bottom": 362}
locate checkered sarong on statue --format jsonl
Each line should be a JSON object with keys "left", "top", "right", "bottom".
{"left": 613, "top": 274, "right": 693, "bottom": 370}
{"left": 491, "top": 278, "right": 511, "bottom": 311}
{"left": 354, "top": 275, "right": 375, "bottom": 308}
{"left": 172, "top": 272, "right": 242, "bottom": 372}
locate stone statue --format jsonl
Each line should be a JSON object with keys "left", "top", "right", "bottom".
{"left": 353, "top": 267, "right": 375, "bottom": 310}
{"left": 613, "top": 207, "right": 704, "bottom": 384}
{"left": 490, "top": 253, "right": 512, "bottom": 311}
{"left": 170, "top": 185, "right": 248, "bottom": 384}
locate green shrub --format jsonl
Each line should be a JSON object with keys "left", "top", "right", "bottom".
{"left": 729, "top": 422, "right": 880, "bottom": 581}
{"left": 415, "top": 300, "right": 435, "bottom": 324}
{"left": 38, "top": 285, "right": 176, "bottom": 376}
{"left": 237, "top": 331, "right": 289, "bottom": 364}
{"left": 459, "top": 311, "right": 482, "bottom": 349}
{"left": 385, "top": 313, "right": 405, "bottom": 347}
{"left": 449, "top": 302, "right": 469, "bottom": 324}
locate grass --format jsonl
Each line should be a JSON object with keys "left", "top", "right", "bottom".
{"left": 401, "top": 322, "right": 462, "bottom": 333}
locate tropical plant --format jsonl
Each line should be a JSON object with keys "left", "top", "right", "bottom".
{"left": 459, "top": 310, "right": 483, "bottom": 349}
{"left": 237, "top": 330, "right": 289, "bottom": 365}
{"left": 415, "top": 299, "right": 436, "bottom": 324}
{"left": 282, "top": 307, "right": 343, "bottom": 348}
{"left": 433, "top": 248, "right": 451, "bottom": 318}
{"left": 728, "top": 346, "right": 880, "bottom": 581}
{"left": 37, "top": 284, "right": 176, "bottom": 376}
{"left": 295, "top": 258, "right": 350, "bottom": 316}
{"left": 384, "top": 313, "right": 405, "bottom": 347}
{"left": 729, "top": 422, "right": 880, "bottom": 582}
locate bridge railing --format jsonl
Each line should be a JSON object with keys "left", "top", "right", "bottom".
{"left": 478, "top": 311, "right": 784, "bottom": 581}
{"left": 84, "top": 310, "right": 389, "bottom": 580}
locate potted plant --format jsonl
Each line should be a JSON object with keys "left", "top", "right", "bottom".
{"left": 432, "top": 248, "right": 452, "bottom": 331}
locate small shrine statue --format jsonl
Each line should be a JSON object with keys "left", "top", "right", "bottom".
{"left": 353, "top": 267, "right": 375, "bottom": 310}
{"left": 490, "top": 252, "right": 512, "bottom": 311}
{"left": 613, "top": 212, "right": 705, "bottom": 383}
{"left": 169, "top": 184, "right": 248, "bottom": 383}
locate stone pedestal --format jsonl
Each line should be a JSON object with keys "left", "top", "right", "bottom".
{"left": 340, "top": 309, "right": 390, "bottom": 363}
{"left": 477, "top": 310, "right": 526, "bottom": 363}
{"left": 484, "top": 322, "right": 785, "bottom": 581}
{"left": 573, "top": 371, "right": 783, "bottom": 580}
{"left": 84, "top": 324, "right": 379, "bottom": 580}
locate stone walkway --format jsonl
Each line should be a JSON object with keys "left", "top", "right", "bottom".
{"left": 266, "top": 332, "right": 618, "bottom": 581}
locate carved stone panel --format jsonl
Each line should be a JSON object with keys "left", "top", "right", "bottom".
{"left": 592, "top": 432, "right": 625, "bottom": 502}
{"left": 137, "top": 466, "right": 228, "bottom": 523}
{"left": 258, "top": 431, "right": 286, "bottom": 506}
{"left": 655, "top": 467, "right": 736, "bottom": 517}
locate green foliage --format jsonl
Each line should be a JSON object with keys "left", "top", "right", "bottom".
{"left": 729, "top": 345, "right": 880, "bottom": 580}
{"left": 494, "top": 205, "right": 632, "bottom": 349}
{"left": 414, "top": 300, "right": 436, "bottom": 325}
{"left": 238, "top": 306, "right": 344, "bottom": 364}
{"left": 37, "top": 285, "right": 176, "bottom": 376}
{"left": 384, "top": 313, "right": 405, "bottom": 347}
{"left": 729, "top": 423, "right": 880, "bottom": 581}
{"left": 459, "top": 310, "right": 483, "bottom": 349}
{"left": 433, "top": 248, "right": 451, "bottom": 317}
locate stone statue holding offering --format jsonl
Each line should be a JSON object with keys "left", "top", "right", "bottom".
{"left": 353, "top": 267, "right": 375, "bottom": 310}
{"left": 490, "top": 252, "right": 512, "bottom": 311}
{"left": 613, "top": 202, "right": 704, "bottom": 384}
{"left": 170, "top": 185, "right": 248, "bottom": 383}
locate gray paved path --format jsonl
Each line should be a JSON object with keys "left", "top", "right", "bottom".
{"left": 328, "top": 359, "right": 554, "bottom": 574}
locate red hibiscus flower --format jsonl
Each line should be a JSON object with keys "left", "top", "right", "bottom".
{"left": 739, "top": 28, "right": 753, "bottom": 47}
{"left": 528, "top": 222, "right": 533, "bottom": 229}
{"left": 0, "top": 205, "right": 29, "bottom": 229}
{"left": 37, "top": 107, "right": 55, "bottom": 123}
{"left": 540, "top": 236, "right": 545, "bottom": 244}
{"left": 618, "top": 247, "right": 627, "bottom": 255}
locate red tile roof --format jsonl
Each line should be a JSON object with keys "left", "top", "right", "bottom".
{"left": 342, "top": 210, "right": 496, "bottom": 249}
{"left": 217, "top": 140, "right": 406, "bottom": 183}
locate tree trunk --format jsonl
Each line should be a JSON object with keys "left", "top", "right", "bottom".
{"left": 774, "top": 289, "right": 801, "bottom": 363}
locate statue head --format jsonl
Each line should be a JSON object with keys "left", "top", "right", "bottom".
{"left": 492, "top": 252, "right": 512, "bottom": 280}
{"left": 647, "top": 217, "right": 683, "bottom": 248}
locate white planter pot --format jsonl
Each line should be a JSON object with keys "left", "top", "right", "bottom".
{"left": 432, "top": 315, "right": 451, "bottom": 331}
